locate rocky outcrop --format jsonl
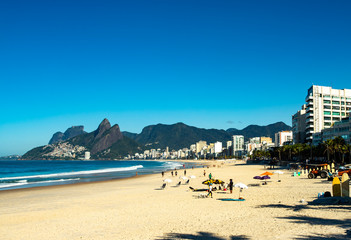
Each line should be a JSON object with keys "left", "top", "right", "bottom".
{"left": 49, "top": 126, "right": 85, "bottom": 144}
{"left": 49, "top": 132, "right": 65, "bottom": 144}
{"left": 94, "top": 119, "right": 111, "bottom": 140}
{"left": 91, "top": 122, "right": 123, "bottom": 154}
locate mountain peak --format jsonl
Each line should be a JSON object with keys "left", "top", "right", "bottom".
{"left": 95, "top": 119, "right": 111, "bottom": 139}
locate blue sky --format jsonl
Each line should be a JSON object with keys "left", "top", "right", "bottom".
{"left": 1, "top": 0, "right": 350, "bottom": 156}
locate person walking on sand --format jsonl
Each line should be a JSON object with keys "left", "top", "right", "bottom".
{"left": 209, "top": 173, "right": 212, "bottom": 180}
{"left": 184, "top": 169, "right": 186, "bottom": 176}
{"left": 228, "top": 179, "right": 234, "bottom": 194}
{"left": 175, "top": 170, "right": 178, "bottom": 176}
{"left": 171, "top": 171, "right": 174, "bottom": 177}
{"left": 161, "top": 171, "right": 164, "bottom": 177}
{"left": 207, "top": 183, "right": 213, "bottom": 198}
{"left": 203, "top": 170, "right": 206, "bottom": 177}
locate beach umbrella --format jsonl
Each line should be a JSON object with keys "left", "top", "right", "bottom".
{"left": 274, "top": 170, "right": 284, "bottom": 181}
{"left": 260, "top": 171, "right": 274, "bottom": 176}
{"left": 235, "top": 183, "right": 248, "bottom": 189}
{"left": 234, "top": 183, "right": 248, "bottom": 199}
{"left": 163, "top": 178, "right": 172, "bottom": 184}
{"left": 253, "top": 176, "right": 263, "bottom": 180}
{"left": 202, "top": 179, "right": 224, "bottom": 185}
{"left": 189, "top": 175, "right": 196, "bottom": 179}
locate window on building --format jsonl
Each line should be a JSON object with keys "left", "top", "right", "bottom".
{"left": 324, "top": 111, "right": 331, "bottom": 115}
{"left": 341, "top": 107, "right": 345, "bottom": 110}
{"left": 324, "top": 116, "right": 331, "bottom": 120}
{"left": 324, "top": 95, "right": 330, "bottom": 98}
{"left": 347, "top": 107, "right": 351, "bottom": 110}
{"left": 332, "top": 101, "right": 340, "bottom": 104}
{"left": 332, "top": 106, "right": 340, "bottom": 110}
{"left": 325, "top": 122, "right": 331, "bottom": 126}
{"left": 324, "top": 105, "right": 331, "bottom": 109}
{"left": 347, "top": 102, "right": 351, "bottom": 105}
{"left": 342, "top": 112, "right": 346, "bottom": 116}
{"left": 341, "top": 102, "right": 345, "bottom": 105}
{"left": 332, "top": 96, "right": 340, "bottom": 99}
{"left": 332, "top": 112, "right": 340, "bottom": 116}
{"left": 323, "top": 100, "right": 331, "bottom": 104}
{"left": 332, "top": 117, "right": 340, "bottom": 121}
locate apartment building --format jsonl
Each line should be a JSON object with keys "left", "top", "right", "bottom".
{"left": 304, "top": 85, "right": 351, "bottom": 142}
{"left": 321, "top": 116, "right": 351, "bottom": 144}
{"left": 195, "top": 141, "right": 207, "bottom": 155}
{"left": 232, "top": 135, "right": 244, "bottom": 157}
{"left": 275, "top": 131, "right": 293, "bottom": 146}
{"left": 292, "top": 104, "right": 307, "bottom": 143}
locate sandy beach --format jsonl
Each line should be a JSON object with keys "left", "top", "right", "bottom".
{"left": 0, "top": 161, "right": 350, "bottom": 240}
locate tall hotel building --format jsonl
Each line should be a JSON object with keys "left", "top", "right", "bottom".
{"left": 232, "top": 135, "right": 244, "bottom": 157}
{"left": 299, "top": 85, "right": 351, "bottom": 142}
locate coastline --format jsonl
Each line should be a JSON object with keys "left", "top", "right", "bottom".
{"left": 0, "top": 159, "right": 221, "bottom": 193}
{"left": 1, "top": 161, "right": 348, "bottom": 240}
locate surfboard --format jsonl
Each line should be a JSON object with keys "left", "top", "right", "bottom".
{"left": 341, "top": 173, "right": 350, "bottom": 197}
{"left": 332, "top": 177, "right": 341, "bottom": 197}
{"left": 217, "top": 198, "right": 245, "bottom": 201}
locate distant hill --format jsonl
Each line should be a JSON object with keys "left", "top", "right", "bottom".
{"left": 123, "top": 121, "right": 292, "bottom": 150}
{"left": 49, "top": 126, "right": 86, "bottom": 144}
{"left": 22, "top": 119, "right": 143, "bottom": 160}
{"left": 226, "top": 122, "right": 292, "bottom": 140}
{"left": 133, "top": 122, "right": 230, "bottom": 150}
{"left": 22, "top": 120, "right": 291, "bottom": 160}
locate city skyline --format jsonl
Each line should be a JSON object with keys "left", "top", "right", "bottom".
{"left": 1, "top": 1, "right": 351, "bottom": 156}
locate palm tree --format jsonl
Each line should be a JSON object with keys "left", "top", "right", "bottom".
{"left": 332, "top": 136, "right": 346, "bottom": 164}
{"left": 340, "top": 145, "right": 349, "bottom": 165}
{"left": 323, "top": 139, "right": 334, "bottom": 163}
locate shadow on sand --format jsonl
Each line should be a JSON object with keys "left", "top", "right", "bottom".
{"left": 257, "top": 203, "right": 351, "bottom": 212}
{"left": 156, "top": 232, "right": 250, "bottom": 240}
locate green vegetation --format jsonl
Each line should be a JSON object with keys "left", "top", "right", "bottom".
{"left": 94, "top": 137, "right": 144, "bottom": 159}
{"left": 21, "top": 145, "right": 54, "bottom": 160}
{"left": 251, "top": 136, "right": 351, "bottom": 165}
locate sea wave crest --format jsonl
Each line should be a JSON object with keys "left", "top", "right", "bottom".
{"left": 0, "top": 165, "right": 144, "bottom": 181}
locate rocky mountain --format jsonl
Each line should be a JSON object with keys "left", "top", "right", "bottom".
{"left": 49, "top": 126, "right": 86, "bottom": 144}
{"left": 22, "top": 120, "right": 291, "bottom": 160}
{"left": 69, "top": 119, "right": 125, "bottom": 155}
{"left": 22, "top": 119, "right": 142, "bottom": 160}
{"left": 123, "top": 121, "right": 292, "bottom": 150}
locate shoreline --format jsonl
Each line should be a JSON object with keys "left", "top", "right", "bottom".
{"left": 0, "top": 159, "right": 225, "bottom": 193}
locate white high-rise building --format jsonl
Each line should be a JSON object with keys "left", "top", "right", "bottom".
{"left": 275, "top": 131, "right": 293, "bottom": 146}
{"left": 232, "top": 135, "right": 244, "bottom": 157}
{"left": 304, "top": 85, "right": 351, "bottom": 141}
{"left": 84, "top": 151, "right": 90, "bottom": 160}
{"left": 214, "top": 141, "right": 222, "bottom": 154}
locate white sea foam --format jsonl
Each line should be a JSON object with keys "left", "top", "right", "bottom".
{"left": 163, "top": 161, "right": 183, "bottom": 169}
{"left": 0, "top": 165, "right": 144, "bottom": 181}
{"left": 0, "top": 178, "right": 80, "bottom": 189}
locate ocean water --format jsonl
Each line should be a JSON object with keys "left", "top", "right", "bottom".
{"left": 0, "top": 160, "right": 193, "bottom": 191}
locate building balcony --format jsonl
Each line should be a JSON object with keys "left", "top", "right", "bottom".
{"left": 306, "top": 129, "right": 314, "bottom": 134}
{"left": 306, "top": 112, "right": 314, "bottom": 118}
{"left": 306, "top": 118, "right": 313, "bottom": 123}
{"left": 305, "top": 95, "right": 313, "bottom": 102}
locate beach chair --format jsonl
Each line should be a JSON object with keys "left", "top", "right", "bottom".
{"left": 175, "top": 181, "right": 181, "bottom": 187}
{"left": 184, "top": 179, "right": 190, "bottom": 185}
{"left": 160, "top": 183, "right": 166, "bottom": 189}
